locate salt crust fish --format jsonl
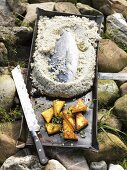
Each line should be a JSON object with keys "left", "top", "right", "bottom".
{"left": 50, "top": 31, "right": 79, "bottom": 83}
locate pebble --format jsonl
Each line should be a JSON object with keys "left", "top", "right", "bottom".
{"left": 90, "top": 161, "right": 107, "bottom": 170}
{"left": 108, "top": 164, "right": 124, "bottom": 170}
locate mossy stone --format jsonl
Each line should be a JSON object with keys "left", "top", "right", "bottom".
{"left": 98, "top": 80, "right": 119, "bottom": 109}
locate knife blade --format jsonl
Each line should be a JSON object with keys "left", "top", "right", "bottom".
{"left": 11, "top": 65, "right": 48, "bottom": 165}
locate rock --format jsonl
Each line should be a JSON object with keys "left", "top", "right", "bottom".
{"left": 92, "top": 0, "right": 127, "bottom": 17}
{"left": 45, "top": 148, "right": 90, "bottom": 170}
{"left": 0, "top": 155, "right": 43, "bottom": 170}
{"left": 0, "top": 26, "right": 31, "bottom": 60}
{"left": 0, "top": 26, "right": 16, "bottom": 46}
{"left": 0, "top": 133, "right": 17, "bottom": 163}
{"left": 22, "top": 2, "right": 55, "bottom": 27}
{"left": 0, "top": 121, "right": 21, "bottom": 140}
{"left": 76, "top": 3, "right": 102, "bottom": 15}
{"left": 0, "top": 0, "right": 15, "bottom": 27}
{"left": 98, "top": 109, "right": 122, "bottom": 130}
{"left": 114, "top": 94, "right": 127, "bottom": 128}
{"left": 106, "top": 13, "right": 127, "bottom": 47}
{"left": 116, "top": 66, "right": 127, "bottom": 86}
{"left": 0, "top": 11, "right": 15, "bottom": 27}
{"left": 109, "top": 164, "right": 124, "bottom": 170}
{"left": 98, "top": 39, "right": 127, "bottom": 72}
{"left": 98, "top": 80, "right": 119, "bottom": 108}
{"left": 0, "top": 42, "right": 8, "bottom": 66}
{"left": 0, "top": 26, "right": 16, "bottom": 60}
{"left": 0, "top": 0, "right": 12, "bottom": 16}
{"left": 120, "top": 82, "right": 127, "bottom": 96}
{"left": 0, "top": 74, "right": 16, "bottom": 110}
{"left": 83, "top": 132, "right": 127, "bottom": 162}
{"left": 0, "top": 67, "right": 11, "bottom": 75}
{"left": 6, "top": 0, "right": 28, "bottom": 15}
{"left": 54, "top": 2, "right": 80, "bottom": 14}
{"left": 45, "top": 159, "right": 66, "bottom": 170}
{"left": 13, "top": 26, "right": 33, "bottom": 45}
{"left": 90, "top": 161, "right": 107, "bottom": 170}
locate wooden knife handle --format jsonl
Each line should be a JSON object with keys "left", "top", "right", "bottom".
{"left": 31, "top": 131, "right": 48, "bottom": 165}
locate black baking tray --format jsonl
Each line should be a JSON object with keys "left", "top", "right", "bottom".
{"left": 25, "top": 8, "right": 104, "bottom": 150}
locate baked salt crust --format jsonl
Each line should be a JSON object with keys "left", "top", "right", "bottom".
{"left": 32, "top": 15, "right": 99, "bottom": 98}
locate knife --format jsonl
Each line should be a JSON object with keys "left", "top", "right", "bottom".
{"left": 12, "top": 65, "right": 48, "bottom": 165}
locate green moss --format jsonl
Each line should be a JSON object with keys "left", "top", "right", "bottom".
{"left": 0, "top": 107, "right": 22, "bottom": 123}
{"left": 21, "top": 21, "right": 30, "bottom": 27}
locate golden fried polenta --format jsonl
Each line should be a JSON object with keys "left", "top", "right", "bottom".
{"left": 53, "top": 100, "right": 65, "bottom": 116}
{"left": 45, "top": 123, "right": 61, "bottom": 135}
{"left": 76, "top": 113, "right": 88, "bottom": 130}
{"left": 71, "top": 98, "right": 87, "bottom": 113}
{"left": 41, "top": 107, "right": 54, "bottom": 123}
{"left": 63, "top": 120, "right": 78, "bottom": 140}
{"left": 63, "top": 111, "right": 75, "bottom": 131}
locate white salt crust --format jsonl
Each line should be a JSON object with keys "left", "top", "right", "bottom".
{"left": 32, "top": 16, "right": 99, "bottom": 98}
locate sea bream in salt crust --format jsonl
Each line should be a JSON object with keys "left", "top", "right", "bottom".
{"left": 32, "top": 15, "right": 99, "bottom": 98}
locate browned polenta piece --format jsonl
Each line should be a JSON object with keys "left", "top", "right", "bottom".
{"left": 63, "top": 111, "right": 75, "bottom": 131}
{"left": 71, "top": 98, "right": 87, "bottom": 113}
{"left": 53, "top": 100, "right": 65, "bottom": 116}
{"left": 45, "top": 123, "right": 61, "bottom": 135}
{"left": 64, "top": 131, "right": 78, "bottom": 140}
{"left": 63, "top": 120, "right": 78, "bottom": 140}
{"left": 76, "top": 113, "right": 88, "bottom": 130}
{"left": 41, "top": 107, "right": 54, "bottom": 123}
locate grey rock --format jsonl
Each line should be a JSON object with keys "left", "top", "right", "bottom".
{"left": 114, "top": 94, "right": 127, "bottom": 128}
{"left": 54, "top": 2, "right": 80, "bottom": 14}
{"left": 0, "top": 26, "right": 31, "bottom": 61}
{"left": 0, "top": 121, "right": 22, "bottom": 141}
{"left": 98, "top": 80, "right": 119, "bottom": 108}
{"left": 90, "top": 161, "right": 107, "bottom": 170}
{"left": 45, "top": 148, "right": 90, "bottom": 170}
{"left": 0, "top": 133, "right": 17, "bottom": 163}
{"left": 120, "top": 82, "right": 127, "bottom": 96}
{"left": 98, "top": 109, "right": 122, "bottom": 130}
{"left": 92, "top": 0, "right": 127, "bottom": 18}
{"left": 0, "top": 155, "right": 43, "bottom": 170}
{"left": 0, "top": 11, "right": 15, "bottom": 27}
{"left": 0, "top": 74, "right": 16, "bottom": 110}
{"left": 22, "top": 2, "right": 55, "bottom": 27}
{"left": 0, "top": 26, "right": 16, "bottom": 46}
{"left": 109, "top": 164, "right": 124, "bottom": 170}
{"left": 83, "top": 132, "right": 127, "bottom": 162}
{"left": 76, "top": 3, "right": 102, "bottom": 15}
{"left": 106, "top": 13, "right": 127, "bottom": 47}
{"left": 98, "top": 39, "right": 127, "bottom": 72}
{"left": 0, "top": 42, "right": 8, "bottom": 66}
{"left": 0, "top": 0, "right": 15, "bottom": 26}
{"left": 0, "top": 0, "right": 12, "bottom": 16}
{"left": 6, "top": 0, "right": 28, "bottom": 15}
{"left": 45, "top": 159, "right": 66, "bottom": 170}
